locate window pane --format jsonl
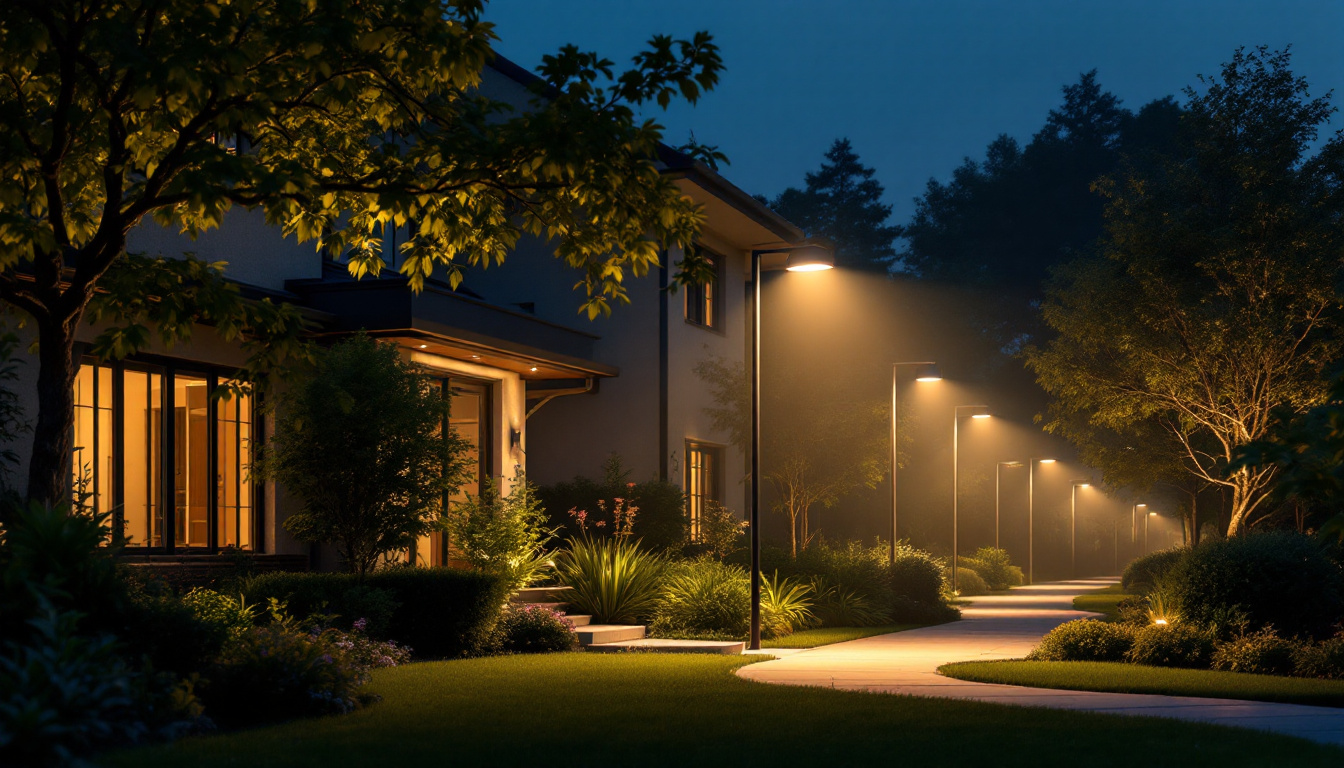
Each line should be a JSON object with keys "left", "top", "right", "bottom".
{"left": 216, "top": 385, "right": 253, "bottom": 550}
{"left": 122, "top": 370, "right": 163, "bottom": 547}
{"left": 71, "top": 363, "right": 114, "bottom": 518}
{"left": 174, "top": 374, "right": 211, "bottom": 547}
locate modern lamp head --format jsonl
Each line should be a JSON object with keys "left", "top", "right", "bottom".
{"left": 784, "top": 242, "right": 835, "bottom": 272}
{"left": 971, "top": 413, "right": 991, "bottom": 419}
{"left": 915, "top": 362, "right": 943, "bottom": 382}
{"left": 1038, "top": 459, "right": 1057, "bottom": 464}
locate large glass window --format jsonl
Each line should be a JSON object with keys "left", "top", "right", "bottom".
{"left": 415, "top": 378, "right": 491, "bottom": 567}
{"left": 72, "top": 361, "right": 256, "bottom": 552}
{"left": 685, "top": 440, "right": 724, "bottom": 542}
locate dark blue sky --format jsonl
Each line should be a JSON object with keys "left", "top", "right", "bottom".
{"left": 484, "top": 0, "right": 1344, "bottom": 223}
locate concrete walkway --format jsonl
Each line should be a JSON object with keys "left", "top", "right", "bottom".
{"left": 737, "top": 578, "right": 1344, "bottom": 747}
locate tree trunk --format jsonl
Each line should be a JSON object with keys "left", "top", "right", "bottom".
{"left": 26, "top": 316, "right": 80, "bottom": 508}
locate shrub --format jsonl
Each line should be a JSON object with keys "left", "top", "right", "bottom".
{"left": 810, "top": 579, "right": 890, "bottom": 627}
{"left": 759, "top": 540, "right": 952, "bottom": 624}
{"left": 1294, "top": 634, "right": 1344, "bottom": 679}
{"left": 651, "top": 559, "right": 749, "bottom": 637}
{"left": 445, "top": 474, "right": 555, "bottom": 593}
{"left": 1028, "top": 619, "right": 1136, "bottom": 662}
{"left": 1121, "top": 548, "right": 1186, "bottom": 593}
{"left": 1160, "top": 531, "right": 1344, "bottom": 639}
{"left": 538, "top": 455, "right": 687, "bottom": 552}
{"left": 694, "top": 501, "right": 747, "bottom": 561}
{"left": 262, "top": 334, "right": 475, "bottom": 576}
{"left": 1212, "top": 629, "right": 1300, "bottom": 676}
{"left": 1115, "top": 595, "right": 1152, "bottom": 626}
{"left": 554, "top": 537, "right": 666, "bottom": 625}
{"left": 202, "top": 616, "right": 368, "bottom": 728}
{"left": 888, "top": 542, "right": 947, "bottom": 608}
{"left": 243, "top": 567, "right": 508, "bottom": 658}
{"left": 761, "top": 573, "right": 815, "bottom": 638}
{"left": 1127, "top": 623, "right": 1214, "bottom": 668}
{"left": 955, "top": 567, "right": 990, "bottom": 596}
{"left": 960, "top": 548, "right": 1024, "bottom": 591}
{"left": 494, "top": 606, "right": 579, "bottom": 654}
{"left": 330, "top": 619, "right": 413, "bottom": 670}
{"left": 180, "top": 588, "right": 257, "bottom": 638}
{"left": 118, "top": 589, "right": 233, "bottom": 679}
{"left": 0, "top": 601, "right": 203, "bottom": 766}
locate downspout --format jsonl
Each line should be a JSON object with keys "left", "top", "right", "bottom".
{"left": 525, "top": 379, "right": 594, "bottom": 419}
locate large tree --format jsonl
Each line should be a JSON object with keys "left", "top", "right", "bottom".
{"left": 769, "top": 138, "right": 900, "bottom": 273}
{"left": 1028, "top": 47, "right": 1344, "bottom": 537}
{"left": 0, "top": 0, "right": 723, "bottom": 507}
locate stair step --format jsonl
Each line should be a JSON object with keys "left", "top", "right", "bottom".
{"left": 586, "top": 638, "right": 745, "bottom": 655}
{"left": 576, "top": 624, "right": 646, "bottom": 645}
{"left": 512, "top": 586, "right": 574, "bottom": 604}
{"left": 565, "top": 614, "right": 592, "bottom": 627}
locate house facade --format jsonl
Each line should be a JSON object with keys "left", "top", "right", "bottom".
{"left": 8, "top": 56, "right": 806, "bottom": 568}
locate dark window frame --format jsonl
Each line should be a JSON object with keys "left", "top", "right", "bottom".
{"left": 683, "top": 248, "right": 725, "bottom": 333}
{"left": 684, "top": 439, "right": 726, "bottom": 542}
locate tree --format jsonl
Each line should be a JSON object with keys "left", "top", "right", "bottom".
{"left": 262, "top": 335, "right": 472, "bottom": 576}
{"left": 694, "top": 356, "right": 889, "bottom": 556}
{"left": 0, "top": 1, "right": 724, "bottom": 507}
{"left": 1028, "top": 48, "right": 1344, "bottom": 537}
{"left": 769, "top": 139, "right": 900, "bottom": 273}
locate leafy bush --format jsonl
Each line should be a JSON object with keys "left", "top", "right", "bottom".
{"left": 202, "top": 610, "right": 368, "bottom": 728}
{"left": 1121, "top": 548, "right": 1186, "bottom": 593}
{"left": 446, "top": 474, "right": 555, "bottom": 592}
{"left": 1294, "top": 634, "right": 1344, "bottom": 679}
{"left": 0, "top": 601, "right": 203, "bottom": 766}
{"left": 262, "top": 334, "right": 475, "bottom": 576}
{"left": 1159, "top": 531, "right": 1344, "bottom": 639}
{"left": 494, "top": 606, "right": 579, "bottom": 654}
{"left": 955, "top": 567, "right": 990, "bottom": 596}
{"left": 762, "top": 573, "right": 815, "bottom": 638}
{"left": 331, "top": 619, "right": 413, "bottom": 670}
{"left": 693, "top": 501, "right": 747, "bottom": 561}
{"left": 1127, "top": 623, "right": 1214, "bottom": 668}
{"left": 759, "top": 540, "right": 952, "bottom": 625}
{"left": 1027, "top": 619, "right": 1136, "bottom": 662}
{"left": 243, "top": 567, "right": 507, "bottom": 658}
{"left": 810, "top": 579, "right": 890, "bottom": 627}
{"left": 651, "top": 559, "right": 749, "bottom": 637}
{"left": 959, "top": 548, "right": 1024, "bottom": 591}
{"left": 180, "top": 588, "right": 257, "bottom": 638}
{"left": 888, "top": 542, "right": 947, "bottom": 608}
{"left": 538, "top": 456, "right": 687, "bottom": 552}
{"left": 554, "top": 537, "right": 666, "bottom": 624}
{"left": 1212, "top": 629, "right": 1300, "bottom": 676}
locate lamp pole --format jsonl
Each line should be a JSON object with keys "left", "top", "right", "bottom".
{"left": 995, "top": 461, "right": 1024, "bottom": 550}
{"left": 1144, "top": 510, "right": 1157, "bottom": 555}
{"left": 748, "top": 242, "right": 833, "bottom": 651}
{"left": 1071, "top": 482, "right": 1089, "bottom": 579}
{"left": 890, "top": 362, "right": 941, "bottom": 561}
{"left": 952, "top": 405, "right": 990, "bottom": 591}
{"left": 1027, "top": 458, "right": 1056, "bottom": 584}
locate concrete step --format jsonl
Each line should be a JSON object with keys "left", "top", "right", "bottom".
{"left": 565, "top": 614, "right": 592, "bottom": 627}
{"left": 512, "top": 586, "right": 573, "bottom": 604}
{"left": 576, "top": 624, "right": 646, "bottom": 645}
{"left": 586, "top": 638, "right": 745, "bottom": 655}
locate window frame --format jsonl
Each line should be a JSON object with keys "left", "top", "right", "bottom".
{"left": 683, "top": 248, "right": 725, "bottom": 333}
{"left": 76, "top": 355, "right": 263, "bottom": 555}
{"left": 684, "top": 439, "right": 726, "bottom": 542}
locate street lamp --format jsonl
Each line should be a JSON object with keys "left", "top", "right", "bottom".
{"left": 995, "top": 461, "right": 1024, "bottom": 550}
{"left": 1027, "top": 458, "right": 1056, "bottom": 584}
{"left": 1144, "top": 510, "right": 1158, "bottom": 554}
{"left": 890, "top": 361, "right": 941, "bottom": 561}
{"left": 1132, "top": 503, "right": 1146, "bottom": 544}
{"left": 1071, "top": 482, "right": 1090, "bottom": 579}
{"left": 748, "top": 240, "right": 833, "bottom": 651}
{"left": 952, "top": 405, "right": 991, "bottom": 591}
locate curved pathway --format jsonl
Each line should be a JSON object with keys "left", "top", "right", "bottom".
{"left": 738, "top": 578, "right": 1344, "bottom": 746}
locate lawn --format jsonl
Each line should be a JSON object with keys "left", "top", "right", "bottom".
{"left": 940, "top": 660, "right": 1344, "bottom": 709}
{"left": 763, "top": 624, "right": 921, "bottom": 648}
{"left": 111, "top": 655, "right": 1342, "bottom": 767}
{"left": 1073, "top": 583, "right": 1128, "bottom": 621}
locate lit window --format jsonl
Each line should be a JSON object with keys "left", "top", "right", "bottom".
{"left": 685, "top": 441, "right": 724, "bottom": 541}
{"left": 684, "top": 252, "right": 721, "bottom": 329}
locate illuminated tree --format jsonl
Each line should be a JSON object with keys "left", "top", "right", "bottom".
{"left": 0, "top": 0, "right": 723, "bottom": 507}
{"left": 1028, "top": 48, "right": 1344, "bottom": 537}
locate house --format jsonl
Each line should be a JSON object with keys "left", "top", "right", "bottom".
{"left": 14, "top": 55, "right": 807, "bottom": 571}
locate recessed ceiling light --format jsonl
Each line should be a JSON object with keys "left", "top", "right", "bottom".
{"left": 530, "top": 366, "right": 538, "bottom": 372}
{"left": 471, "top": 355, "right": 480, "bottom": 360}
{"left": 417, "top": 344, "right": 427, "bottom": 349}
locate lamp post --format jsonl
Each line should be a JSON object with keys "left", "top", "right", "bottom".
{"left": 890, "top": 362, "right": 941, "bottom": 561}
{"left": 1027, "top": 458, "right": 1056, "bottom": 584}
{"left": 995, "top": 461, "right": 1024, "bottom": 550}
{"left": 1071, "top": 482, "right": 1090, "bottom": 579}
{"left": 1144, "top": 510, "right": 1158, "bottom": 555}
{"left": 1132, "top": 503, "right": 1145, "bottom": 544}
{"left": 952, "top": 405, "right": 991, "bottom": 591}
{"left": 748, "top": 241, "right": 833, "bottom": 651}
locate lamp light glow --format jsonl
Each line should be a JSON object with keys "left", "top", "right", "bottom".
{"left": 1038, "top": 459, "right": 1057, "bottom": 464}
{"left": 1154, "top": 618, "right": 1169, "bottom": 626}
{"left": 971, "top": 413, "right": 991, "bottom": 419}
{"left": 784, "top": 248, "right": 834, "bottom": 272}
{"left": 914, "top": 362, "right": 943, "bottom": 382}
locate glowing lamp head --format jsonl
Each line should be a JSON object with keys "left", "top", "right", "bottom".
{"left": 529, "top": 366, "right": 538, "bottom": 372}
{"left": 1149, "top": 511, "right": 1158, "bottom": 517}
{"left": 418, "top": 344, "right": 428, "bottom": 349}
{"left": 1078, "top": 483, "right": 1090, "bottom": 488}
{"left": 1154, "top": 618, "right": 1169, "bottom": 626}
{"left": 913, "top": 362, "right": 943, "bottom": 382}
{"left": 971, "top": 413, "right": 991, "bottom": 419}
{"left": 785, "top": 248, "right": 834, "bottom": 272}
{"left": 1038, "top": 459, "right": 1057, "bottom": 465}
{"left": 1136, "top": 503, "right": 1147, "bottom": 508}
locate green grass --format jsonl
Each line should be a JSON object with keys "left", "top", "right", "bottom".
{"left": 764, "top": 624, "right": 920, "bottom": 648}
{"left": 1072, "top": 584, "right": 1129, "bottom": 621}
{"left": 941, "top": 660, "right": 1344, "bottom": 709}
{"left": 110, "top": 655, "right": 1341, "bottom": 767}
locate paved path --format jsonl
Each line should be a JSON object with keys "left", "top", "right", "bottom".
{"left": 738, "top": 578, "right": 1344, "bottom": 747}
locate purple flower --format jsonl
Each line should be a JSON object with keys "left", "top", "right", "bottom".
{"left": 353, "top": 618, "right": 368, "bottom": 632}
